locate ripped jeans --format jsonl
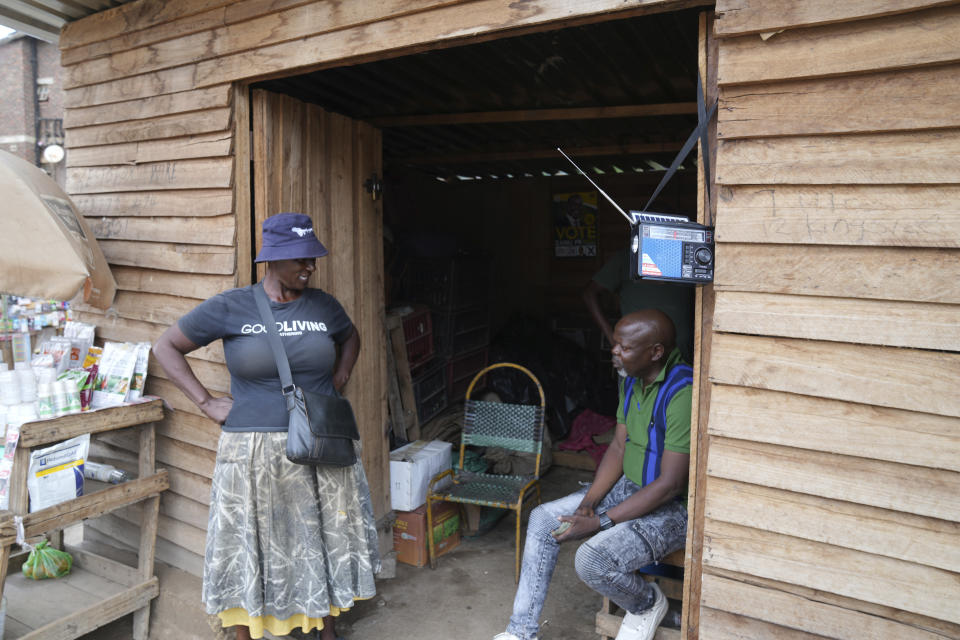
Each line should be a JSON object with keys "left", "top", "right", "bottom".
{"left": 506, "top": 475, "right": 687, "bottom": 640}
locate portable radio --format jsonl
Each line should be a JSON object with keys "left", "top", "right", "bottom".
{"left": 629, "top": 212, "right": 714, "bottom": 283}
{"left": 557, "top": 148, "right": 716, "bottom": 285}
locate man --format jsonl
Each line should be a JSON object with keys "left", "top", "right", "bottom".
{"left": 583, "top": 248, "right": 695, "bottom": 363}
{"left": 494, "top": 310, "right": 691, "bottom": 640}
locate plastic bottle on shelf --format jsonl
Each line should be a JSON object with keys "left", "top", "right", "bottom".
{"left": 62, "top": 378, "right": 82, "bottom": 414}
{"left": 0, "top": 370, "right": 19, "bottom": 406}
{"left": 83, "top": 461, "right": 131, "bottom": 484}
{"left": 12, "top": 402, "right": 37, "bottom": 426}
{"left": 35, "top": 382, "right": 55, "bottom": 420}
{"left": 34, "top": 366, "right": 56, "bottom": 386}
{"left": 16, "top": 367, "right": 36, "bottom": 404}
{"left": 52, "top": 380, "right": 69, "bottom": 417}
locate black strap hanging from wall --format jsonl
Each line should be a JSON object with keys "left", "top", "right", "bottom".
{"left": 642, "top": 72, "right": 717, "bottom": 217}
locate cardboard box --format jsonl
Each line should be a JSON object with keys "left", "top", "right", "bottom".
{"left": 389, "top": 439, "right": 453, "bottom": 511}
{"left": 393, "top": 501, "right": 461, "bottom": 567}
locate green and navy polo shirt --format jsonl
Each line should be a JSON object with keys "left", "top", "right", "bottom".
{"left": 617, "top": 348, "right": 693, "bottom": 497}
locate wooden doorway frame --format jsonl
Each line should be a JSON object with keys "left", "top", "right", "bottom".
{"left": 229, "top": 6, "right": 719, "bottom": 637}
{"left": 680, "top": 11, "right": 717, "bottom": 640}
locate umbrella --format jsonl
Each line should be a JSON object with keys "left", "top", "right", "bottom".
{"left": 0, "top": 150, "right": 117, "bottom": 310}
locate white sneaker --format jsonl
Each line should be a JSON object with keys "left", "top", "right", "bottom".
{"left": 492, "top": 633, "right": 535, "bottom": 640}
{"left": 615, "top": 582, "right": 668, "bottom": 640}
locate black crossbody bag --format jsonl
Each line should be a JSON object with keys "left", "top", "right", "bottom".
{"left": 253, "top": 283, "right": 359, "bottom": 467}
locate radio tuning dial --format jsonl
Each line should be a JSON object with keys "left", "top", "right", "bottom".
{"left": 695, "top": 247, "right": 713, "bottom": 265}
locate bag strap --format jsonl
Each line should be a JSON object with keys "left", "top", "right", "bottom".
{"left": 642, "top": 71, "right": 718, "bottom": 216}
{"left": 252, "top": 283, "right": 295, "bottom": 395}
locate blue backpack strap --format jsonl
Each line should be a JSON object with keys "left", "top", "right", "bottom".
{"left": 621, "top": 375, "right": 636, "bottom": 422}
{"left": 641, "top": 363, "right": 693, "bottom": 486}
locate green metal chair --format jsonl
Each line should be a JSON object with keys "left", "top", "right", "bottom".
{"left": 426, "top": 362, "right": 546, "bottom": 583}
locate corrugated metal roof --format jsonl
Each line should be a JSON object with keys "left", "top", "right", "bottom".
{"left": 0, "top": 0, "right": 136, "bottom": 43}
{"left": 254, "top": 9, "right": 703, "bottom": 181}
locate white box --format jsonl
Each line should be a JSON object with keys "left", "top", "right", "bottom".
{"left": 390, "top": 439, "right": 453, "bottom": 511}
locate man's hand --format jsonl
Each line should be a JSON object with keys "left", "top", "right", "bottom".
{"left": 574, "top": 499, "right": 598, "bottom": 518}
{"left": 552, "top": 514, "right": 601, "bottom": 542}
{"left": 200, "top": 396, "right": 233, "bottom": 424}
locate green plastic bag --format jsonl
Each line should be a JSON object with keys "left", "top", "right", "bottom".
{"left": 21, "top": 540, "right": 73, "bottom": 580}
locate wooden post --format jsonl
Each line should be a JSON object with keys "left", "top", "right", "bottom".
{"left": 132, "top": 421, "right": 160, "bottom": 640}
{"left": 234, "top": 82, "right": 254, "bottom": 288}
{"left": 385, "top": 316, "right": 409, "bottom": 442}
{"left": 388, "top": 315, "right": 420, "bottom": 441}
{"left": 681, "top": 11, "right": 718, "bottom": 640}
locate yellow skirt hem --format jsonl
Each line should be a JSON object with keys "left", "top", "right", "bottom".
{"left": 217, "top": 598, "right": 369, "bottom": 638}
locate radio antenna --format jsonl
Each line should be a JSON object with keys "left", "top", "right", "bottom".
{"left": 557, "top": 147, "right": 633, "bottom": 225}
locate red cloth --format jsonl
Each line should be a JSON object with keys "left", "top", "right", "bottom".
{"left": 558, "top": 409, "right": 617, "bottom": 465}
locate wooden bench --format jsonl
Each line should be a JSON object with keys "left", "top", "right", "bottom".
{"left": 595, "top": 548, "right": 685, "bottom": 640}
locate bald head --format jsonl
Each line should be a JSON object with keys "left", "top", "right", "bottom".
{"left": 612, "top": 309, "right": 677, "bottom": 383}
{"left": 617, "top": 309, "right": 676, "bottom": 352}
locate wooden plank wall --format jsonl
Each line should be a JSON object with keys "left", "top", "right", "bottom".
{"left": 251, "top": 89, "right": 390, "bottom": 522}
{"left": 697, "top": 1, "right": 960, "bottom": 637}
{"left": 64, "top": 67, "right": 236, "bottom": 576}
{"left": 58, "top": 0, "right": 698, "bottom": 578}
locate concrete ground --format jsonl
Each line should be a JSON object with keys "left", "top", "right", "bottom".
{"left": 73, "top": 465, "right": 600, "bottom": 640}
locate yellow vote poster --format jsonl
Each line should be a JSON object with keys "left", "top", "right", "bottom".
{"left": 552, "top": 190, "right": 598, "bottom": 257}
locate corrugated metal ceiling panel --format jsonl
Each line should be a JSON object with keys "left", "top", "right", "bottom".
{"left": 0, "top": 0, "right": 136, "bottom": 43}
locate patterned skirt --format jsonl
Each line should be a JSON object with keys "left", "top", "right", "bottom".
{"left": 202, "top": 431, "right": 380, "bottom": 638}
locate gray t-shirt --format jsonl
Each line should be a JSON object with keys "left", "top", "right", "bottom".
{"left": 178, "top": 285, "right": 354, "bottom": 432}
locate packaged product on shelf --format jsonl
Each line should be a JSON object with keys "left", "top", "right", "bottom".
{"left": 126, "top": 342, "right": 151, "bottom": 401}
{"left": 82, "top": 345, "right": 102, "bottom": 369}
{"left": 62, "top": 321, "right": 96, "bottom": 369}
{"left": 90, "top": 342, "right": 137, "bottom": 409}
{"left": 58, "top": 367, "right": 96, "bottom": 411}
{"left": 34, "top": 336, "right": 74, "bottom": 375}
{"left": 10, "top": 332, "right": 30, "bottom": 365}
{"left": 26, "top": 433, "right": 89, "bottom": 512}
{"left": 0, "top": 422, "right": 21, "bottom": 510}
{"left": 30, "top": 353, "right": 54, "bottom": 370}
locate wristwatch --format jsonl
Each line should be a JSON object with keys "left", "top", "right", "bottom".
{"left": 597, "top": 510, "right": 614, "bottom": 531}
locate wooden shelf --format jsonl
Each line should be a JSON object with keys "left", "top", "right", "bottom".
{"left": 17, "top": 400, "right": 164, "bottom": 449}
{"left": 0, "top": 398, "right": 168, "bottom": 640}
{"left": 3, "top": 547, "right": 158, "bottom": 640}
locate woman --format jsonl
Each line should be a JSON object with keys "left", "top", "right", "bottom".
{"left": 153, "top": 212, "right": 379, "bottom": 640}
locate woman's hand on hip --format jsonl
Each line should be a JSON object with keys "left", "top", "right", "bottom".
{"left": 200, "top": 396, "right": 233, "bottom": 424}
{"left": 333, "top": 371, "right": 350, "bottom": 393}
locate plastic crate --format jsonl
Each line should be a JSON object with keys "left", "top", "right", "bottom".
{"left": 434, "top": 306, "right": 489, "bottom": 336}
{"left": 446, "top": 348, "right": 489, "bottom": 402}
{"left": 433, "top": 306, "right": 490, "bottom": 357}
{"left": 417, "top": 389, "right": 448, "bottom": 424}
{"left": 404, "top": 257, "right": 490, "bottom": 310}
{"left": 413, "top": 360, "right": 448, "bottom": 423}
{"left": 402, "top": 306, "right": 433, "bottom": 368}
{"left": 412, "top": 360, "right": 445, "bottom": 404}
{"left": 434, "top": 325, "right": 490, "bottom": 358}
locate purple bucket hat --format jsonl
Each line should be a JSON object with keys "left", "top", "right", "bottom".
{"left": 254, "top": 212, "right": 329, "bottom": 262}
